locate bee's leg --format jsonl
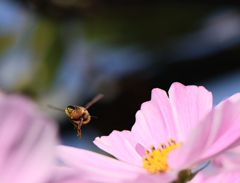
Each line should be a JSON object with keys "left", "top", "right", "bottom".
{"left": 69, "top": 119, "right": 78, "bottom": 129}
{"left": 77, "top": 119, "right": 83, "bottom": 139}
{"left": 77, "top": 128, "right": 81, "bottom": 138}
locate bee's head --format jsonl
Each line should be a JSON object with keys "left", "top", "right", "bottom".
{"left": 65, "top": 105, "right": 84, "bottom": 119}
{"left": 65, "top": 105, "right": 76, "bottom": 117}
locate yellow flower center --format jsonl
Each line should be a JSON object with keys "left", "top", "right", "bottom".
{"left": 142, "top": 139, "right": 182, "bottom": 173}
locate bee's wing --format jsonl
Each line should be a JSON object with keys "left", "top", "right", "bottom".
{"left": 85, "top": 94, "right": 104, "bottom": 109}
{"left": 47, "top": 105, "right": 65, "bottom": 112}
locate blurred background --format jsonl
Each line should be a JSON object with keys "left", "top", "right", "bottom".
{"left": 1, "top": 0, "right": 240, "bottom": 153}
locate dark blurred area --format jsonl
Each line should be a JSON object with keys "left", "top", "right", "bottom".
{"left": 1, "top": 0, "right": 240, "bottom": 151}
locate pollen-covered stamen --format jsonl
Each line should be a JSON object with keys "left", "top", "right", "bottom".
{"left": 142, "top": 139, "right": 182, "bottom": 174}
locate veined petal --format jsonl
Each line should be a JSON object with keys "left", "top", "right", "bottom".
{"left": 132, "top": 87, "right": 179, "bottom": 148}
{"left": 131, "top": 110, "right": 156, "bottom": 149}
{"left": 94, "top": 130, "right": 144, "bottom": 166}
{"left": 132, "top": 82, "right": 212, "bottom": 148}
{"left": 151, "top": 88, "right": 179, "bottom": 141}
{"left": 200, "top": 93, "right": 240, "bottom": 159}
{"left": 168, "top": 82, "right": 213, "bottom": 141}
{"left": 168, "top": 93, "right": 240, "bottom": 169}
{"left": 138, "top": 95, "right": 176, "bottom": 147}
{"left": 56, "top": 145, "right": 178, "bottom": 183}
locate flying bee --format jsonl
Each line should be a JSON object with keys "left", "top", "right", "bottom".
{"left": 48, "top": 94, "right": 104, "bottom": 138}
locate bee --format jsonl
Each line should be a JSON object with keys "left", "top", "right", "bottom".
{"left": 48, "top": 94, "right": 104, "bottom": 138}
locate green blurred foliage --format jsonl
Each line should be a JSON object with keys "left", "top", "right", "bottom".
{"left": 0, "top": 36, "right": 15, "bottom": 54}
{"left": 11, "top": 17, "right": 64, "bottom": 98}
{"left": 30, "top": 19, "right": 64, "bottom": 92}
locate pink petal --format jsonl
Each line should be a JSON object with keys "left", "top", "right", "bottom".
{"left": 94, "top": 130, "right": 144, "bottom": 166}
{"left": 56, "top": 145, "right": 178, "bottom": 183}
{"left": 47, "top": 166, "right": 86, "bottom": 183}
{"left": 131, "top": 110, "right": 157, "bottom": 149}
{"left": 189, "top": 171, "right": 240, "bottom": 183}
{"left": 168, "top": 82, "right": 213, "bottom": 141}
{"left": 200, "top": 93, "right": 240, "bottom": 159}
{"left": 151, "top": 88, "right": 179, "bottom": 141}
{"left": 131, "top": 82, "right": 212, "bottom": 149}
{"left": 212, "top": 146, "right": 240, "bottom": 172}
{"left": 131, "top": 88, "right": 178, "bottom": 148}
{"left": 0, "top": 92, "right": 58, "bottom": 183}
{"left": 168, "top": 93, "right": 240, "bottom": 169}
{"left": 213, "top": 152, "right": 240, "bottom": 171}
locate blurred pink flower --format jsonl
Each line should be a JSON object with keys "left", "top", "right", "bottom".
{"left": 0, "top": 90, "right": 83, "bottom": 183}
{"left": 189, "top": 171, "right": 240, "bottom": 183}
{"left": 56, "top": 82, "right": 240, "bottom": 183}
{"left": 187, "top": 145, "right": 240, "bottom": 183}
{"left": 212, "top": 145, "right": 240, "bottom": 172}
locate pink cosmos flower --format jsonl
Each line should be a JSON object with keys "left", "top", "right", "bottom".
{"left": 56, "top": 82, "right": 240, "bottom": 183}
{"left": 0, "top": 90, "right": 83, "bottom": 183}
